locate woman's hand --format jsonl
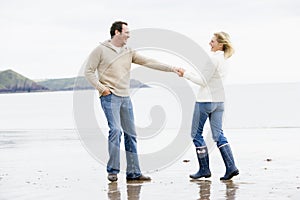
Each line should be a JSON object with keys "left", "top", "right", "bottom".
{"left": 177, "top": 68, "right": 186, "bottom": 77}
{"left": 173, "top": 67, "right": 186, "bottom": 77}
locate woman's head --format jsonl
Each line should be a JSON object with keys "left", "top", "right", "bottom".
{"left": 209, "top": 32, "right": 234, "bottom": 59}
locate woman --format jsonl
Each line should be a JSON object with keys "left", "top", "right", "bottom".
{"left": 177, "top": 32, "right": 239, "bottom": 180}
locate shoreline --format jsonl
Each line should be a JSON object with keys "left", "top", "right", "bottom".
{"left": 1, "top": 128, "right": 300, "bottom": 199}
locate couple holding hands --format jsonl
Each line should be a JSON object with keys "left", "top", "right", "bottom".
{"left": 84, "top": 21, "right": 239, "bottom": 182}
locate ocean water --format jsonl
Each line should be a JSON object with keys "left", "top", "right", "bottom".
{"left": 0, "top": 82, "right": 299, "bottom": 131}
{"left": 225, "top": 82, "right": 300, "bottom": 128}
{"left": 1, "top": 82, "right": 299, "bottom": 162}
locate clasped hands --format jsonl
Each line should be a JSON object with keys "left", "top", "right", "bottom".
{"left": 173, "top": 67, "right": 186, "bottom": 77}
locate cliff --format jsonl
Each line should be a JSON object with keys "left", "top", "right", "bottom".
{"left": 0, "top": 69, "right": 149, "bottom": 93}
{"left": 37, "top": 77, "right": 150, "bottom": 91}
{"left": 0, "top": 70, "right": 48, "bottom": 93}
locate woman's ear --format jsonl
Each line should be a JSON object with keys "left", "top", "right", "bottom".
{"left": 219, "top": 43, "right": 224, "bottom": 50}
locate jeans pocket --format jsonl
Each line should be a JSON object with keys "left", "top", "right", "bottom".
{"left": 101, "top": 93, "right": 112, "bottom": 102}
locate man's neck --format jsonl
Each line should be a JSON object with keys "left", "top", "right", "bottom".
{"left": 110, "top": 39, "right": 123, "bottom": 47}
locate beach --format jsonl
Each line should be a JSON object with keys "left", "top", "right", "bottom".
{"left": 1, "top": 128, "right": 300, "bottom": 200}
{"left": 0, "top": 85, "right": 300, "bottom": 199}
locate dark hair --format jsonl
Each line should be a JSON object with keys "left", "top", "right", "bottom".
{"left": 110, "top": 21, "right": 128, "bottom": 38}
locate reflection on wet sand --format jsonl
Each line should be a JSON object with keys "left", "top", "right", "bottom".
{"left": 222, "top": 180, "right": 239, "bottom": 200}
{"left": 127, "top": 184, "right": 142, "bottom": 200}
{"left": 192, "top": 180, "right": 211, "bottom": 200}
{"left": 107, "top": 182, "right": 142, "bottom": 200}
{"left": 108, "top": 182, "right": 121, "bottom": 200}
{"left": 191, "top": 179, "right": 239, "bottom": 200}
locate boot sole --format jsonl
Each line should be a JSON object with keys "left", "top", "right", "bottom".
{"left": 190, "top": 174, "right": 211, "bottom": 179}
{"left": 220, "top": 170, "right": 239, "bottom": 180}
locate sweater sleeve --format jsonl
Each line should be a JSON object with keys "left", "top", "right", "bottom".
{"left": 132, "top": 51, "right": 174, "bottom": 72}
{"left": 183, "top": 71, "right": 206, "bottom": 87}
{"left": 183, "top": 54, "right": 220, "bottom": 87}
{"left": 84, "top": 46, "right": 106, "bottom": 94}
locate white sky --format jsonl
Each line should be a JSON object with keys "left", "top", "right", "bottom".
{"left": 0, "top": 0, "right": 300, "bottom": 84}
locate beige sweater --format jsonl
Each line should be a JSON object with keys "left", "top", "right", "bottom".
{"left": 84, "top": 40, "right": 174, "bottom": 96}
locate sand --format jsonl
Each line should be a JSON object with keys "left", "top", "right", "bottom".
{"left": 1, "top": 128, "right": 300, "bottom": 199}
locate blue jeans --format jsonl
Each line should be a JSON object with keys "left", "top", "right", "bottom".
{"left": 191, "top": 102, "right": 228, "bottom": 147}
{"left": 100, "top": 93, "right": 141, "bottom": 178}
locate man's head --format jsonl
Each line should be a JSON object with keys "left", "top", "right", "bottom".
{"left": 110, "top": 21, "right": 130, "bottom": 46}
{"left": 110, "top": 21, "right": 127, "bottom": 38}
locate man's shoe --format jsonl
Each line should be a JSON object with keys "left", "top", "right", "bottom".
{"left": 107, "top": 174, "right": 118, "bottom": 182}
{"left": 126, "top": 174, "right": 151, "bottom": 181}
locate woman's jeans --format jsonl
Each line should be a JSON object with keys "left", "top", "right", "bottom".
{"left": 100, "top": 93, "right": 141, "bottom": 178}
{"left": 191, "top": 102, "right": 228, "bottom": 147}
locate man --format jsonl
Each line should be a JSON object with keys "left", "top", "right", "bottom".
{"left": 84, "top": 21, "right": 178, "bottom": 182}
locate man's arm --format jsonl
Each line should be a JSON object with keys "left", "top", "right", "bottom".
{"left": 84, "top": 46, "right": 108, "bottom": 95}
{"left": 132, "top": 51, "right": 176, "bottom": 72}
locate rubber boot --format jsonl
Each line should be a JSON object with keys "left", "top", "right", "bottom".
{"left": 190, "top": 146, "right": 211, "bottom": 179}
{"left": 219, "top": 144, "right": 239, "bottom": 180}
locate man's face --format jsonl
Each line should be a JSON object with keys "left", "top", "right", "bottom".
{"left": 118, "top": 24, "right": 130, "bottom": 45}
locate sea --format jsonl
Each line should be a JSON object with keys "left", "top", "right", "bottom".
{"left": 0, "top": 82, "right": 299, "bottom": 131}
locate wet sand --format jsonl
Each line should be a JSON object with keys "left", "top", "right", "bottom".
{"left": 1, "top": 128, "right": 300, "bottom": 199}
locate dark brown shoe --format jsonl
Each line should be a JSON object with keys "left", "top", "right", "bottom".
{"left": 126, "top": 174, "right": 151, "bottom": 181}
{"left": 107, "top": 174, "right": 118, "bottom": 182}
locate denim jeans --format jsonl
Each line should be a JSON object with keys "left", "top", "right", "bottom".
{"left": 191, "top": 102, "right": 228, "bottom": 147}
{"left": 100, "top": 93, "right": 141, "bottom": 178}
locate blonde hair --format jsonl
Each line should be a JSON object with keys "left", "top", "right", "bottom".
{"left": 214, "top": 32, "right": 234, "bottom": 59}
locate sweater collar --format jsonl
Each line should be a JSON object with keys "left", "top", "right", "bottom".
{"left": 213, "top": 50, "right": 224, "bottom": 55}
{"left": 101, "top": 40, "right": 128, "bottom": 51}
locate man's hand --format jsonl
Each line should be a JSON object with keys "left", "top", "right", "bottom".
{"left": 177, "top": 68, "right": 185, "bottom": 77}
{"left": 102, "top": 88, "right": 111, "bottom": 96}
{"left": 173, "top": 67, "right": 185, "bottom": 77}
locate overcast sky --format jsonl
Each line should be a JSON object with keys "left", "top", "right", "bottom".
{"left": 0, "top": 0, "right": 299, "bottom": 84}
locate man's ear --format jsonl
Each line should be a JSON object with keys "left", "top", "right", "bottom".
{"left": 115, "top": 30, "right": 120, "bottom": 35}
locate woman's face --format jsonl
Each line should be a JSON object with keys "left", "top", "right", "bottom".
{"left": 209, "top": 36, "right": 223, "bottom": 52}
